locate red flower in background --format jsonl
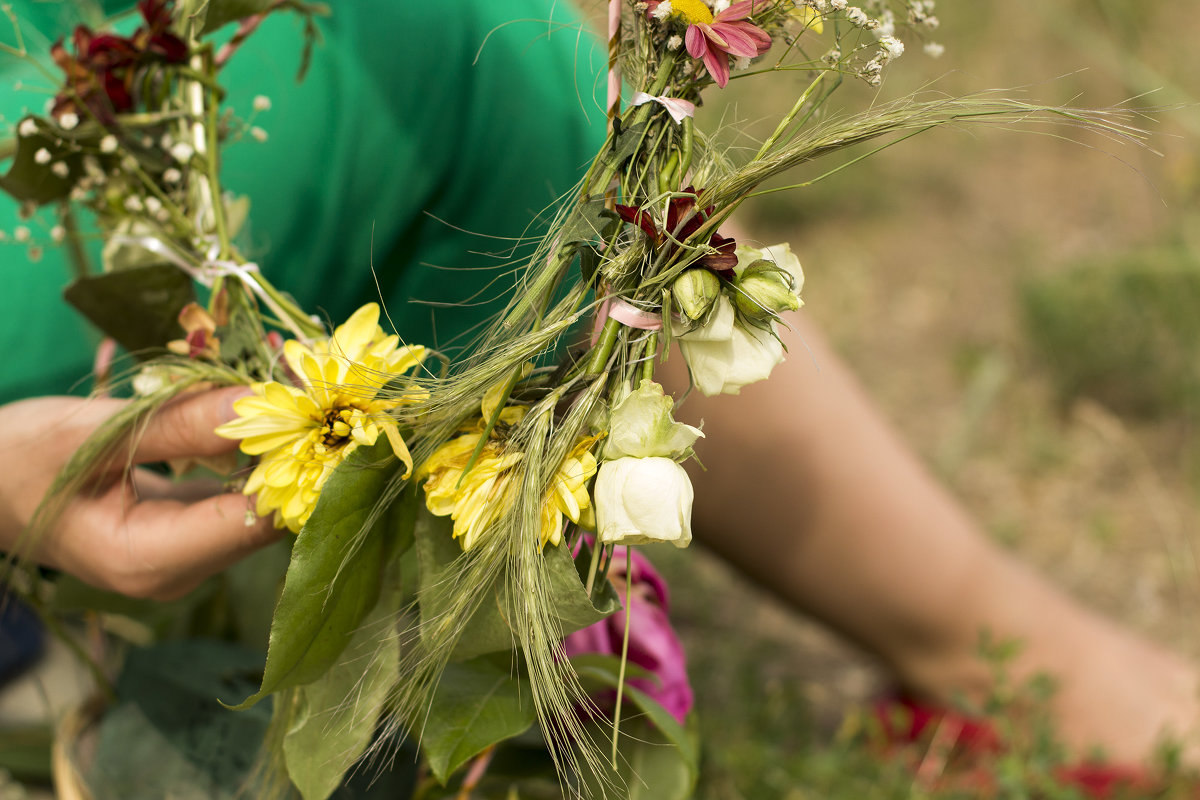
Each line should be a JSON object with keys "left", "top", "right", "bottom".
{"left": 50, "top": 0, "right": 188, "bottom": 123}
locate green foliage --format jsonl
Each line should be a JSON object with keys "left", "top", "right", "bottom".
{"left": 415, "top": 514, "right": 621, "bottom": 662}
{"left": 282, "top": 570, "right": 405, "bottom": 800}
{"left": 421, "top": 655, "right": 538, "bottom": 784}
{"left": 0, "top": 118, "right": 79, "bottom": 205}
{"left": 231, "top": 440, "right": 415, "bottom": 710}
{"left": 198, "top": 0, "right": 277, "bottom": 33}
{"left": 63, "top": 264, "right": 194, "bottom": 355}
{"left": 86, "top": 640, "right": 273, "bottom": 800}
{"left": 1022, "top": 247, "right": 1200, "bottom": 417}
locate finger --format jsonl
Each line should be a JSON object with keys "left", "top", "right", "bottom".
{"left": 128, "top": 386, "right": 252, "bottom": 466}
{"left": 130, "top": 468, "right": 227, "bottom": 503}
{"left": 85, "top": 490, "right": 282, "bottom": 601}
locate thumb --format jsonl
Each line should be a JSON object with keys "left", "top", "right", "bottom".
{"left": 129, "top": 385, "right": 253, "bottom": 465}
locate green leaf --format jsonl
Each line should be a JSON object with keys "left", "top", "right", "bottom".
{"left": 0, "top": 118, "right": 78, "bottom": 205}
{"left": 415, "top": 513, "right": 620, "bottom": 661}
{"left": 578, "top": 719, "right": 697, "bottom": 800}
{"left": 282, "top": 564, "right": 405, "bottom": 800}
{"left": 87, "top": 640, "right": 273, "bottom": 800}
{"left": 228, "top": 441, "right": 414, "bottom": 709}
{"left": 611, "top": 120, "right": 649, "bottom": 169}
{"left": 422, "top": 656, "right": 537, "bottom": 784}
{"left": 200, "top": 0, "right": 276, "bottom": 33}
{"left": 567, "top": 655, "right": 698, "bottom": 775}
{"left": 63, "top": 264, "right": 194, "bottom": 355}
{"left": 561, "top": 199, "right": 615, "bottom": 247}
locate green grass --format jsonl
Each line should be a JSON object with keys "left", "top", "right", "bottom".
{"left": 1021, "top": 246, "right": 1200, "bottom": 418}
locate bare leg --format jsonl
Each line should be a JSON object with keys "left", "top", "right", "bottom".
{"left": 661, "top": 313, "right": 1199, "bottom": 764}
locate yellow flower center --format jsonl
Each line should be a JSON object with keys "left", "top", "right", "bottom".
{"left": 673, "top": 0, "right": 714, "bottom": 25}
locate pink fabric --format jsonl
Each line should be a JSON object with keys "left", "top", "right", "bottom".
{"left": 563, "top": 545, "right": 694, "bottom": 724}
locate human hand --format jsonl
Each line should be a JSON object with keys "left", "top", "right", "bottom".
{"left": 0, "top": 387, "right": 281, "bottom": 600}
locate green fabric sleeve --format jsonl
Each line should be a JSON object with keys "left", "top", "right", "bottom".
{"left": 0, "top": 1, "right": 606, "bottom": 402}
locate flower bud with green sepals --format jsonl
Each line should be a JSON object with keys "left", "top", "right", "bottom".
{"left": 672, "top": 267, "right": 722, "bottom": 322}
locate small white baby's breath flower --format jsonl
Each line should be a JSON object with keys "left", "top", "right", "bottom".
{"left": 733, "top": 56, "right": 752, "bottom": 71}
{"left": 144, "top": 196, "right": 162, "bottom": 214}
{"left": 124, "top": 195, "right": 143, "bottom": 212}
{"left": 252, "top": 94, "right": 272, "bottom": 112}
{"left": 169, "top": 141, "right": 194, "bottom": 163}
{"left": 830, "top": 0, "right": 846, "bottom": 10}
{"left": 879, "top": 35, "right": 904, "bottom": 59}
{"left": 667, "top": 34, "right": 683, "bottom": 50}
{"left": 120, "top": 155, "right": 138, "bottom": 172}
{"left": 652, "top": 0, "right": 673, "bottom": 19}
{"left": 163, "top": 167, "right": 182, "bottom": 184}
{"left": 13, "top": 225, "right": 30, "bottom": 243}
{"left": 59, "top": 112, "right": 79, "bottom": 130}
{"left": 923, "top": 41, "right": 945, "bottom": 57}
{"left": 99, "top": 134, "right": 118, "bottom": 153}
{"left": 249, "top": 126, "right": 268, "bottom": 143}
{"left": 50, "top": 225, "right": 65, "bottom": 243}
{"left": 17, "top": 117, "right": 35, "bottom": 138}
{"left": 846, "top": 7, "right": 869, "bottom": 26}
{"left": 33, "top": 147, "right": 51, "bottom": 164}
{"left": 713, "top": 0, "right": 731, "bottom": 12}
{"left": 69, "top": 186, "right": 87, "bottom": 201}
{"left": 51, "top": 161, "right": 69, "bottom": 178}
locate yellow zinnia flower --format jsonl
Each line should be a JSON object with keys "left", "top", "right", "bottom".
{"left": 216, "top": 303, "right": 427, "bottom": 532}
{"left": 417, "top": 398, "right": 599, "bottom": 552}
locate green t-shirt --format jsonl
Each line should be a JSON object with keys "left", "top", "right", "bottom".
{"left": 0, "top": 1, "right": 606, "bottom": 402}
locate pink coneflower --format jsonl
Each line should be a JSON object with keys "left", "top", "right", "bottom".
{"left": 657, "top": 0, "right": 773, "bottom": 88}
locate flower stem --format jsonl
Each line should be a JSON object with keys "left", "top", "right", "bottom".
{"left": 754, "top": 70, "right": 827, "bottom": 161}
{"left": 611, "top": 546, "right": 634, "bottom": 768}
{"left": 585, "top": 317, "right": 621, "bottom": 377}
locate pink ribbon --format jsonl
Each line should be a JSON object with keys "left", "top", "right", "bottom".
{"left": 592, "top": 294, "right": 664, "bottom": 345}
{"left": 630, "top": 92, "right": 696, "bottom": 125}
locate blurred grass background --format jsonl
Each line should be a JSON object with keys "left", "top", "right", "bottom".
{"left": 636, "top": 0, "right": 1200, "bottom": 796}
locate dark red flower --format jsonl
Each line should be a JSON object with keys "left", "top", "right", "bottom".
{"left": 615, "top": 188, "right": 738, "bottom": 278}
{"left": 50, "top": 0, "right": 188, "bottom": 124}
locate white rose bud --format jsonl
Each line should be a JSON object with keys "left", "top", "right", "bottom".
{"left": 672, "top": 268, "right": 721, "bottom": 321}
{"left": 604, "top": 379, "right": 702, "bottom": 460}
{"left": 595, "top": 456, "right": 693, "bottom": 548}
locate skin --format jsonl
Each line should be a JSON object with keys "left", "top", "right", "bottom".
{"left": 0, "top": 387, "right": 280, "bottom": 601}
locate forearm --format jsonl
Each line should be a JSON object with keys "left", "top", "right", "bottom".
{"left": 661, "top": 313, "right": 1087, "bottom": 689}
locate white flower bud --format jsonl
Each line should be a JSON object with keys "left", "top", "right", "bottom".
{"left": 673, "top": 267, "right": 721, "bottom": 321}
{"left": 595, "top": 457, "right": 693, "bottom": 548}
{"left": 604, "top": 379, "right": 702, "bottom": 460}
{"left": 734, "top": 260, "right": 801, "bottom": 319}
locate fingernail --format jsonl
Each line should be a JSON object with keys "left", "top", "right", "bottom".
{"left": 219, "top": 386, "right": 254, "bottom": 423}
